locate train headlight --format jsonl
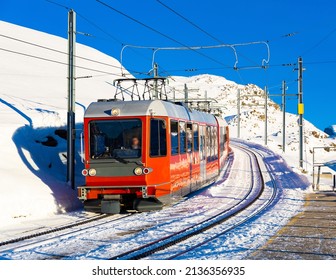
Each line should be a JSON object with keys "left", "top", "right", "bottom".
{"left": 82, "top": 169, "right": 88, "bottom": 176}
{"left": 111, "top": 108, "right": 120, "bottom": 116}
{"left": 134, "top": 167, "right": 143, "bottom": 176}
{"left": 88, "top": 168, "right": 97, "bottom": 176}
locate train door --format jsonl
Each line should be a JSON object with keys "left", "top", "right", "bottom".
{"left": 190, "top": 123, "right": 201, "bottom": 192}
{"left": 199, "top": 125, "right": 206, "bottom": 187}
{"left": 186, "top": 123, "right": 194, "bottom": 192}
{"left": 169, "top": 120, "right": 181, "bottom": 200}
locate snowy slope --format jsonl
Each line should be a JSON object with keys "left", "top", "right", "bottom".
{"left": 0, "top": 21, "right": 128, "bottom": 225}
{"left": 324, "top": 125, "right": 336, "bottom": 138}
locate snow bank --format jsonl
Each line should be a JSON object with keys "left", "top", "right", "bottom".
{"left": 0, "top": 21, "right": 127, "bottom": 225}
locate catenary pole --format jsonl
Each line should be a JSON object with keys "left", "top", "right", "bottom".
{"left": 282, "top": 80, "right": 286, "bottom": 152}
{"left": 298, "top": 57, "right": 304, "bottom": 168}
{"left": 237, "top": 89, "right": 240, "bottom": 138}
{"left": 184, "top": 83, "right": 188, "bottom": 104}
{"left": 153, "top": 63, "right": 158, "bottom": 99}
{"left": 264, "top": 86, "right": 268, "bottom": 146}
{"left": 67, "top": 9, "right": 76, "bottom": 189}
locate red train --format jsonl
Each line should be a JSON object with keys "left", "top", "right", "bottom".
{"left": 78, "top": 99, "right": 230, "bottom": 213}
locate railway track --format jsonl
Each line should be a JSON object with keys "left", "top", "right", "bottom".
{"left": 0, "top": 214, "right": 108, "bottom": 248}
{"left": 164, "top": 142, "right": 279, "bottom": 259}
{"left": 0, "top": 213, "right": 132, "bottom": 253}
{"left": 0, "top": 156, "right": 236, "bottom": 258}
{"left": 0, "top": 142, "right": 280, "bottom": 260}
{"left": 110, "top": 143, "right": 272, "bottom": 260}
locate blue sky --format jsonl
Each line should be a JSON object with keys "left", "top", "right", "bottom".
{"left": 1, "top": 0, "right": 336, "bottom": 130}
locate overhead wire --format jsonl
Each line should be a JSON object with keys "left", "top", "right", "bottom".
{"left": 120, "top": 40, "right": 271, "bottom": 77}
{"left": 302, "top": 27, "right": 336, "bottom": 56}
{"left": 155, "top": 0, "right": 264, "bottom": 68}
{"left": 156, "top": 0, "right": 220, "bottom": 43}
{"left": 0, "top": 33, "right": 139, "bottom": 74}
{"left": 45, "top": 0, "right": 123, "bottom": 44}
{"left": 158, "top": 62, "right": 298, "bottom": 74}
{"left": 155, "top": 0, "right": 243, "bottom": 84}
{"left": 75, "top": 11, "right": 124, "bottom": 45}
{"left": 47, "top": 0, "right": 326, "bottom": 88}
{"left": 46, "top": 0, "right": 271, "bottom": 82}
{"left": 154, "top": 0, "right": 273, "bottom": 86}
{"left": 76, "top": 10, "right": 174, "bottom": 77}
{"left": 0, "top": 47, "right": 128, "bottom": 78}
{"left": 45, "top": 0, "right": 70, "bottom": 10}
{"left": 45, "top": 0, "right": 155, "bottom": 76}
{"left": 96, "top": 0, "right": 232, "bottom": 69}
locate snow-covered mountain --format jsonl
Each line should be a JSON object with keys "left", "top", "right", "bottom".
{"left": 0, "top": 21, "right": 335, "bottom": 225}
{"left": 168, "top": 75, "right": 336, "bottom": 173}
{"left": 324, "top": 125, "right": 336, "bottom": 138}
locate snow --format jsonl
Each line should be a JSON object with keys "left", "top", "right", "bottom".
{"left": 0, "top": 20, "right": 335, "bottom": 256}
{"left": 0, "top": 141, "right": 310, "bottom": 259}
{"left": 0, "top": 21, "right": 128, "bottom": 225}
{"left": 324, "top": 125, "right": 336, "bottom": 138}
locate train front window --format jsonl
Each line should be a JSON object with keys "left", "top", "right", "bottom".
{"left": 89, "top": 119, "right": 142, "bottom": 159}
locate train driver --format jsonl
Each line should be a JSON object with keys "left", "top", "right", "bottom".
{"left": 131, "top": 136, "right": 140, "bottom": 149}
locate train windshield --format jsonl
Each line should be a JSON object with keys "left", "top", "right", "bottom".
{"left": 89, "top": 119, "right": 142, "bottom": 160}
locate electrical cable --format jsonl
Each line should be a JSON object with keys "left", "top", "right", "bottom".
{"left": 96, "top": 0, "right": 232, "bottom": 68}
{"left": 155, "top": 0, "right": 263, "bottom": 67}
{"left": 302, "top": 27, "right": 336, "bottom": 56}
{"left": 0, "top": 33, "right": 135, "bottom": 73}
{"left": 0, "top": 47, "right": 128, "bottom": 78}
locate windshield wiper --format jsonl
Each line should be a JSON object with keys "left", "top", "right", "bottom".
{"left": 113, "top": 156, "right": 128, "bottom": 164}
{"left": 114, "top": 157, "right": 143, "bottom": 165}
{"left": 122, "top": 159, "right": 143, "bottom": 165}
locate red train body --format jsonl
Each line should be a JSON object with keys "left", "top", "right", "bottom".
{"left": 78, "top": 99, "right": 229, "bottom": 213}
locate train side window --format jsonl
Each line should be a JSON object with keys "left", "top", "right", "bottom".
{"left": 179, "top": 121, "right": 186, "bottom": 154}
{"left": 206, "top": 126, "right": 211, "bottom": 160}
{"left": 170, "top": 120, "right": 179, "bottom": 155}
{"left": 200, "top": 126, "right": 206, "bottom": 160}
{"left": 210, "top": 126, "right": 214, "bottom": 159}
{"left": 150, "top": 119, "right": 167, "bottom": 157}
{"left": 213, "top": 126, "right": 218, "bottom": 159}
{"left": 220, "top": 127, "right": 224, "bottom": 158}
{"left": 193, "top": 123, "right": 199, "bottom": 151}
{"left": 186, "top": 123, "right": 193, "bottom": 152}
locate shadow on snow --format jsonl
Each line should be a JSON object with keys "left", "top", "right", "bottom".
{"left": 11, "top": 124, "right": 84, "bottom": 213}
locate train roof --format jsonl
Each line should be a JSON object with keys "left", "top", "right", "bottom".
{"left": 85, "top": 99, "right": 226, "bottom": 126}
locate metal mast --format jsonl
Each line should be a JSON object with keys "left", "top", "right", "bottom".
{"left": 264, "top": 86, "right": 268, "bottom": 146}
{"left": 237, "top": 89, "right": 241, "bottom": 138}
{"left": 67, "top": 9, "right": 76, "bottom": 189}
{"left": 282, "top": 80, "right": 286, "bottom": 152}
{"left": 153, "top": 63, "right": 158, "bottom": 99}
{"left": 298, "top": 57, "right": 304, "bottom": 168}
